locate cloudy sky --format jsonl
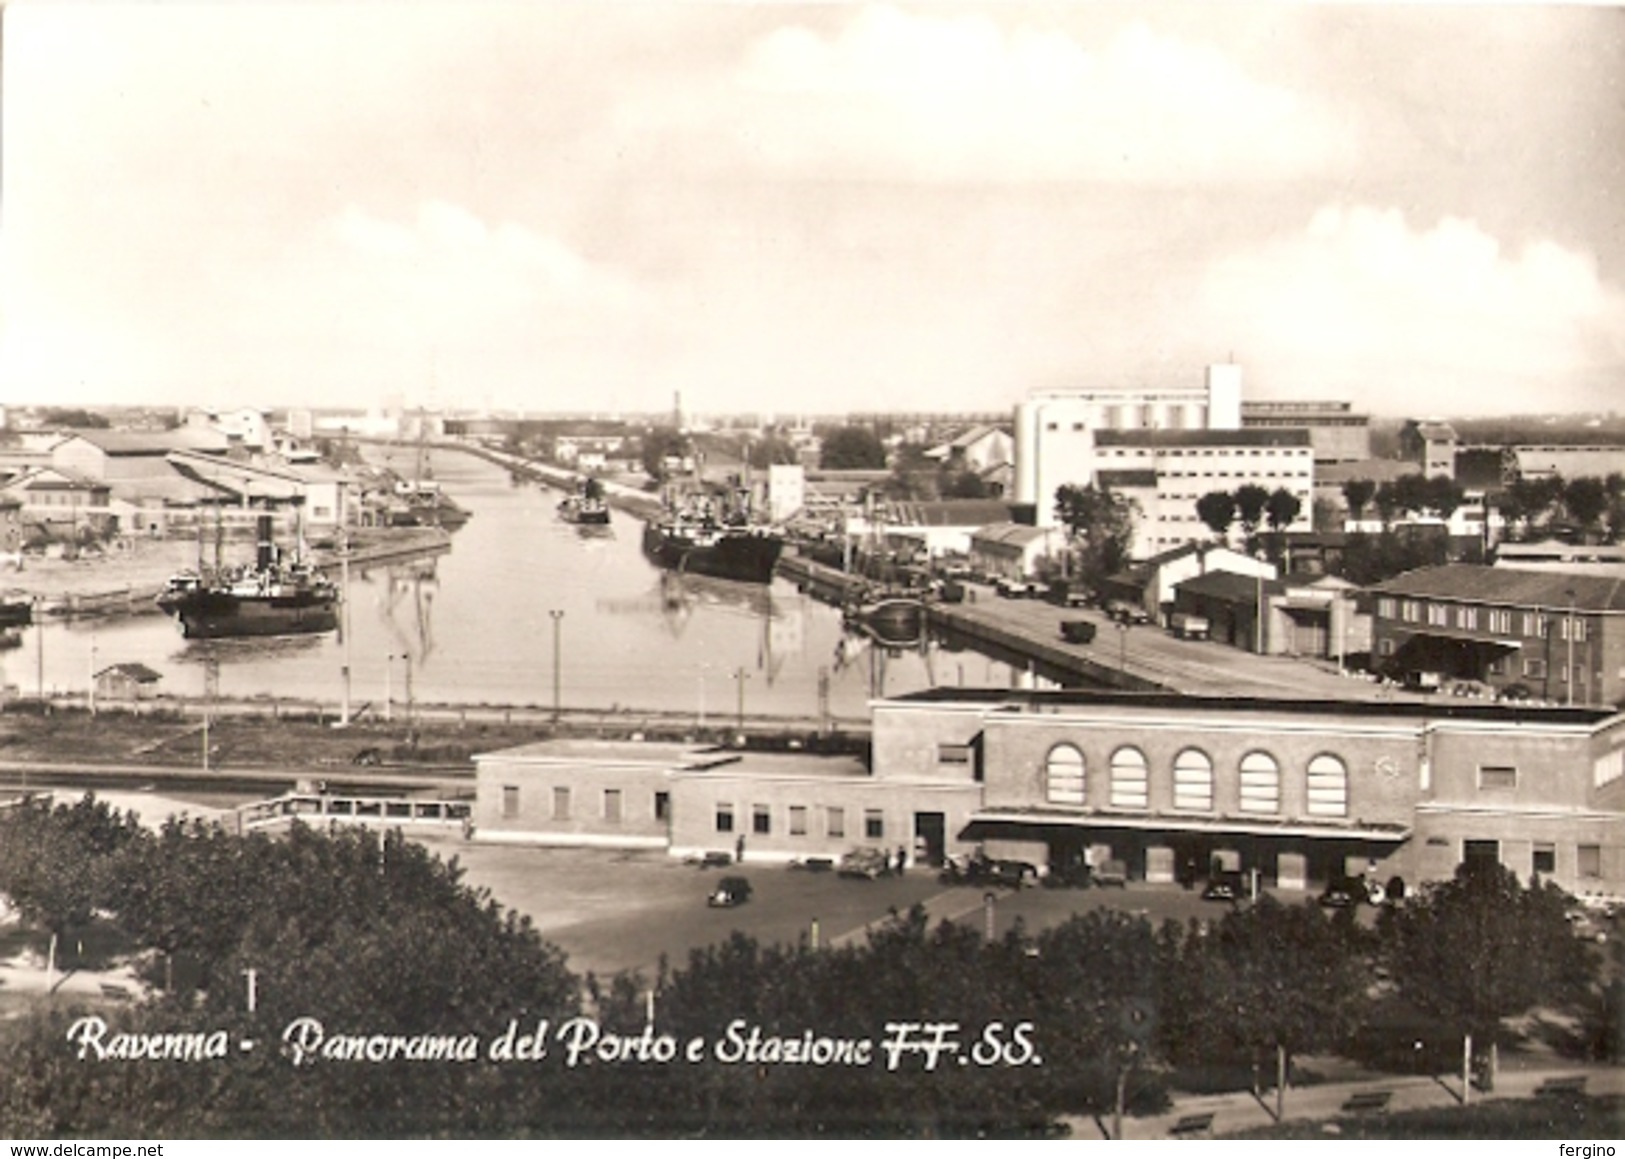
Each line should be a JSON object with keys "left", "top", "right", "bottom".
{"left": 3, "top": 1, "right": 1623, "bottom": 419}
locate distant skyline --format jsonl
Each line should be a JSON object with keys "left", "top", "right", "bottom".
{"left": 3, "top": 2, "right": 1623, "bottom": 419}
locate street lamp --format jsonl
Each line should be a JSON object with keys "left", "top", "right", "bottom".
{"left": 733, "top": 665, "right": 749, "bottom": 736}
{"left": 549, "top": 609, "right": 564, "bottom": 726}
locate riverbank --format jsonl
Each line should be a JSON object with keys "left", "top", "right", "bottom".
{"left": 0, "top": 527, "right": 453, "bottom": 621}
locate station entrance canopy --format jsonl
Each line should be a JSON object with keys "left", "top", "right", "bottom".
{"left": 962, "top": 808, "right": 1411, "bottom": 846}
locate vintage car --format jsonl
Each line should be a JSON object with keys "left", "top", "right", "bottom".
{"left": 837, "top": 847, "right": 892, "bottom": 880}
{"left": 707, "top": 876, "right": 753, "bottom": 908}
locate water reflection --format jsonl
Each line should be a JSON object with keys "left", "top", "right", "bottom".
{"left": 0, "top": 449, "right": 1042, "bottom": 718}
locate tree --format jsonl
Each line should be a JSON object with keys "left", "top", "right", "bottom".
{"left": 639, "top": 427, "right": 688, "bottom": 482}
{"left": 1159, "top": 899, "right": 1366, "bottom": 1082}
{"left": 1195, "top": 491, "right": 1236, "bottom": 541}
{"left": 0, "top": 794, "right": 141, "bottom": 938}
{"left": 1377, "top": 861, "right": 1594, "bottom": 1044}
{"left": 1233, "top": 484, "right": 1270, "bottom": 546}
{"left": 745, "top": 436, "right": 800, "bottom": 471}
{"left": 819, "top": 426, "right": 887, "bottom": 471}
{"left": 1264, "top": 488, "right": 1301, "bottom": 533}
{"left": 1563, "top": 476, "right": 1609, "bottom": 539}
{"left": 1055, "top": 483, "right": 1139, "bottom": 588}
{"left": 1341, "top": 478, "right": 1377, "bottom": 524}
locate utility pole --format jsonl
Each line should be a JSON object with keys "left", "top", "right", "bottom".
{"left": 339, "top": 512, "right": 351, "bottom": 727}
{"left": 733, "top": 666, "right": 748, "bottom": 735}
{"left": 550, "top": 609, "right": 564, "bottom": 726}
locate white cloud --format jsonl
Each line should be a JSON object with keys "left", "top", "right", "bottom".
{"left": 709, "top": 7, "right": 1352, "bottom": 182}
{"left": 1198, "top": 206, "right": 1625, "bottom": 411}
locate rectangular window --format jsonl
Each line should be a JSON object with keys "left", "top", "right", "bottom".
{"left": 654, "top": 791, "right": 670, "bottom": 822}
{"left": 789, "top": 806, "right": 807, "bottom": 836}
{"left": 1560, "top": 616, "right": 1588, "bottom": 642}
{"left": 1523, "top": 658, "right": 1547, "bottom": 679}
{"left": 603, "top": 789, "right": 622, "bottom": 823}
{"left": 1402, "top": 600, "right": 1421, "bottom": 623}
{"left": 548, "top": 787, "right": 568, "bottom": 821}
{"left": 752, "top": 804, "right": 771, "bottom": 836}
{"left": 827, "top": 806, "right": 845, "bottom": 839}
{"left": 1427, "top": 603, "right": 1449, "bottom": 627}
{"left": 502, "top": 786, "right": 520, "bottom": 820}
{"left": 716, "top": 802, "right": 734, "bottom": 833}
{"left": 1378, "top": 638, "right": 1394, "bottom": 657}
{"left": 1523, "top": 612, "right": 1547, "bottom": 637}
{"left": 1579, "top": 844, "right": 1602, "bottom": 879}
{"left": 1533, "top": 843, "right": 1556, "bottom": 875}
{"left": 1488, "top": 609, "right": 1512, "bottom": 634}
{"left": 937, "top": 744, "right": 972, "bottom": 765}
{"left": 1458, "top": 607, "right": 1478, "bottom": 631}
{"left": 1479, "top": 766, "right": 1517, "bottom": 790}
{"left": 865, "top": 809, "right": 884, "bottom": 840}
{"left": 1594, "top": 749, "right": 1625, "bottom": 789}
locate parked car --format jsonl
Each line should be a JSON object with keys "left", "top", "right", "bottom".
{"left": 1168, "top": 612, "right": 1211, "bottom": 640}
{"left": 1201, "top": 870, "right": 1246, "bottom": 902}
{"left": 1567, "top": 908, "right": 1609, "bottom": 943}
{"left": 1319, "top": 874, "right": 1371, "bottom": 908}
{"left": 1061, "top": 620, "right": 1097, "bottom": 645}
{"left": 1092, "top": 858, "right": 1129, "bottom": 888}
{"left": 838, "top": 846, "right": 892, "bottom": 880}
{"left": 938, "top": 853, "right": 1038, "bottom": 888}
{"left": 1051, "top": 583, "right": 1093, "bottom": 608}
{"left": 707, "top": 876, "right": 753, "bottom": 907}
{"left": 995, "top": 578, "right": 1033, "bottom": 599}
{"left": 1106, "top": 600, "right": 1150, "bottom": 625}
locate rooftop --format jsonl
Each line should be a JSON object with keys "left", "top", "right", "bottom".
{"left": 1368, "top": 564, "right": 1625, "bottom": 612}
{"left": 885, "top": 686, "right": 1618, "bottom": 727}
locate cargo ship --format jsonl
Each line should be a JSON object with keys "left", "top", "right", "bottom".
{"left": 156, "top": 515, "right": 339, "bottom": 639}
{"left": 641, "top": 498, "right": 782, "bottom": 585}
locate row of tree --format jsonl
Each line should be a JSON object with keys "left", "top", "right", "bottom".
{"left": 1194, "top": 485, "right": 1303, "bottom": 546}
{"left": 0, "top": 796, "right": 1614, "bottom": 1138}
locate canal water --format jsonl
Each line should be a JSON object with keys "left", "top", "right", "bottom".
{"left": 1, "top": 449, "right": 1030, "bottom": 721}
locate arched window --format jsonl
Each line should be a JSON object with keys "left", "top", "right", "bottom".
{"left": 1109, "top": 746, "right": 1149, "bottom": 810}
{"left": 1238, "top": 751, "right": 1280, "bottom": 814}
{"left": 1173, "top": 748, "right": 1214, "bottom": 812}
{"left": 1306, "top": 754, "right": 1349, "bottom": 817}
{"left": 1045, "top": 744, "right": 1086, "bottom": 806}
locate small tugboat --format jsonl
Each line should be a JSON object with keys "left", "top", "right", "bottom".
{"left": 556, "top": 478, "right": 611, "bottom": 526}
{"left": 641, "top": 491, "right": 783, "bottom": 585}
{"left": 157, "top": 515, "right": 339, "bottom": 639}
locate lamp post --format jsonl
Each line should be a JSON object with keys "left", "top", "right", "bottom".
{"left": 384, "top": 653, "right": 395, "bottom": 722}
{"left": 549, "top": 609, "right": 564, "bottom": 726}
{"left": 733, "top": 666, "right": 748, "bottom": 736}
{"left": 339, "top": 518, "right": 351, "bottom": 727}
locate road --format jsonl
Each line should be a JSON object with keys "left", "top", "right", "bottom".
{"left": 943, "top": 583, "right": 1443, "bottom": 704}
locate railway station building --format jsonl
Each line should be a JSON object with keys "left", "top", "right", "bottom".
{"left": 473, "top": 689, "right": 1625, "bottom": 901}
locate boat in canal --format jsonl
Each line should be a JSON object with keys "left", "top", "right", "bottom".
{"left": 557, "top": 479, "right": 611, "bottom": 526}
{"left": 843, "top": 591, "right": 927, "bottom": 648}
{"left": 641, "top": 515, "right": 782, "bottom": 585}
{"left": 156, "top": 515, "right": 340, "bottom": 639}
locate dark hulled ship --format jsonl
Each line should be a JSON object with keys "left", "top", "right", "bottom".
{"left": 157, "top": 515, "right": 339, "bottom": 639}
{"left": 641, "top": 494, "right": 783, "bottom": 585}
